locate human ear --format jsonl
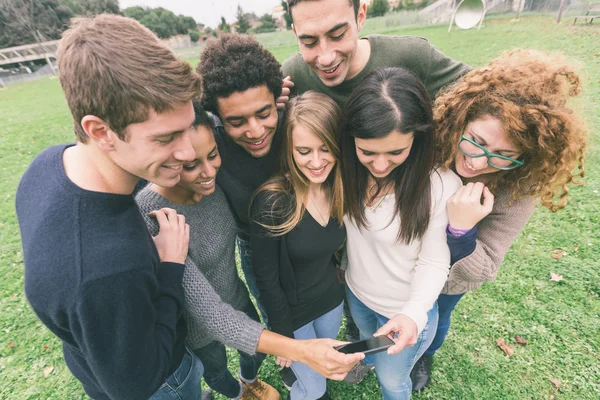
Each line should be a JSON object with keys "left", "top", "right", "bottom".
{"left": 80, "top": 116, "right": 116, "bottom": 151}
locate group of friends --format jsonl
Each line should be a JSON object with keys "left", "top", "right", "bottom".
{"left": 15, "top": 0, "right": 588, "bottom": 400}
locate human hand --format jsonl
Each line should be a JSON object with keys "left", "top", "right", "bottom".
{"left": 276, "top": 76, "right": 295, "bottom": 109}
{"left": 276, "top": 356, "right": 292, "bottom": 368}
{"left": 336, "top": 268, "right": 346, "bottom": 284}
{"left": 148, "top": 208, "right": 190, "bottom": 264}
{"left": 447, "top": 182, "right": 494, "bottom": 231}
{"left": 299, "top": 338, "right": 364, "bottom": 380}
{"left": 374, "top": 314, "right": 418, "bottom": 355}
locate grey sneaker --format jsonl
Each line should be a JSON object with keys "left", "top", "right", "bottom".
{"left": 344, "top": 360, "right": 375, "bottom": 384}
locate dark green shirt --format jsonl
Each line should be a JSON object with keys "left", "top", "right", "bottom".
{"left": 282, "top": 34, "right": 472, "bottom": 108}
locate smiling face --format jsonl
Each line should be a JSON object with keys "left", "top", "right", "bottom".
{"left": 175, "top": 125, "right": 222, "bottom": 198}
{"left": 291, "top": 0, "right": 367, "bottom": 87}
{"left": 216, "top": 85, "right": 278, "bottom": 158}
{"left": 454, "top": 115, "right": 522, "bottom": 180}
{"left": 292, "top": 124, "right": 336, "bottom": 185}
{"left": 109, "top": 102, "right": 196, "bottom": 188}
{"left": 354, "top": 130, "right": 414, "bottom": 179}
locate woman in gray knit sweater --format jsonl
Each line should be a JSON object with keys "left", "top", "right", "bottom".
{"left": 135, "top": 102, "right": 280, "bottom": 400}
{"left": 410, "top": 49, "right": 588, "bottom": 390}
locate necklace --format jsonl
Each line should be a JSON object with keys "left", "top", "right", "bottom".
{"left": 369, "top": 194, "right": 388, "bottom": 212}
{"left": 309, "top": 193, "right": 329, "bottom": 227}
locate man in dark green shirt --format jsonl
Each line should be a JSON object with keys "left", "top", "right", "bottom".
{"left": 282, "top": 0, "right": 471, "bottom": 108}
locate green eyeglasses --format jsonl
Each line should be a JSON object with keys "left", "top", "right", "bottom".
{"left": 457, "top": 135, "right": 524, "bottom": 171}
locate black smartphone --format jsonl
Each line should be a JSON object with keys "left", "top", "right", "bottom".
{"left": 335, "top": 336, "right": 395, "bottom": 356}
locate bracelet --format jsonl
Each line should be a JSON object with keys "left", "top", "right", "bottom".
{"left": 447, "top": 224, "right": 470, "bottom": 237}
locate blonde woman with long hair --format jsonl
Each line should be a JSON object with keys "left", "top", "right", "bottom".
{"left": 250, "top": 91, "right": 345, "bottom": 400}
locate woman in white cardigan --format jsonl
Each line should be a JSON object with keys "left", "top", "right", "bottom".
{"left": 338, "top": 67, "right": 461, "bottom": 400}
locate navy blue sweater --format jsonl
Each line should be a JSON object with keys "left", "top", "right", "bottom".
{"left": 16, "top": 145, "right": 187, "bottom": 400}
{"left": 447, "top": 225, "right": 478, "bottom": 265}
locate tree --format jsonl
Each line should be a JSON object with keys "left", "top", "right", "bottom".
{"left": 281, "top": 0, "right": 292, "bottom": 30}
{"left": 122, "top": 5, "right": 147, "bottom": 21}
{"left": 219, "top": 16, "right": 229, "bottom": 33}
{"left": 0, "top": 0, "right": 73, "bottom": 48}
{"left": 189, "top": 30, "right": 200, "bottom": 43}
{"left": 60, "top": 0, "right": 120, "bottom": 16}
{"left": 236, "top": 4, "right": 250, "bottom": 34}
{"left": 254, "top": 13, "right": 277, "bottom": 34}
{"left": 367, "top": 0, "right": 389, "bottom": 17}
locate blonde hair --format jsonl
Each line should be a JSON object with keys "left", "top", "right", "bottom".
{"left": 435, "top": 49, "right": 587, "bottom": 211}
{"left": 57, "top": 14, "right": 202, "bottom": 143}
{"left": 253, "top": 91, "right": 344, "bottom": 235}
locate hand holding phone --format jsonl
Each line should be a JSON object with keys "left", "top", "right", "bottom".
{"left": 373, "top": 314, "right": 418, "bottom": 355}
{"left": 335, "top": 336, "right": 394, "bottom": 356}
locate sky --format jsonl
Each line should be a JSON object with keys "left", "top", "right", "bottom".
{"left": 118, "top": 0, "right": 282, "bottom": 28}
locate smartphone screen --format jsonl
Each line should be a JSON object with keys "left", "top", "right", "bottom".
{"left": 336, "top": 336, "right": 394, "bottom": 355}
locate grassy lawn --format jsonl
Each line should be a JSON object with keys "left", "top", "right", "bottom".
{"left": 1, "top": 15, "right": 599, "bottom": 400}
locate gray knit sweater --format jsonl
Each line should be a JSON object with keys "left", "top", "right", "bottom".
{"left": 135, "top": 185, "right": 264, "bottom": 353}
{"left": 442, "top": 185, "right": 537, "bottom": 295}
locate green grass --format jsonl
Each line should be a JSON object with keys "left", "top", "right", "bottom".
{"left": 1, "top": 15, "right": 599, "bottom": 399}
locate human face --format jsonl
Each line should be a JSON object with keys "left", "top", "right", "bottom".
{"left": 454, "top": 115, "right": 522, "bottom": 180}
{"left": 354, "top": 130, "right": 414, "bottom": 179}
{"left": 291, "top": 0, "right": 367, "bottom": 87}
{"left": 216, "top": 85, "right": 278, "bottom": 158}
{"left": 175, "top": 125, "right": 222, "bottom": 198}
{"left": 292, "top": 124, "right": 336, "bottom": 185}
{"left": 109, "top": 102, "right": 196, "bottom": 188}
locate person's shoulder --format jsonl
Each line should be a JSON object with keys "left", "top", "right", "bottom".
{"left": 282, "top": 52, "right": 307, "bottom": 76}
{"left": 368, "top": 34, "right": 431, "bottom": 53}
{"left": 431, "top": 167, "right": 462, "bottom": 197}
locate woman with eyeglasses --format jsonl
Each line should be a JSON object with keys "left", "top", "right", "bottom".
{"left": 410, "top": 49, "right": 588, "bottom": 391}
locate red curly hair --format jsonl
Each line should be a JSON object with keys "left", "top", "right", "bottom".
{"left": 435, "top": 49, "right": 587, "bottom": 211}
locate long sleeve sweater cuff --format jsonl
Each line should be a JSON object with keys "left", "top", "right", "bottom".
{"left": 235, "top": 321, "right": 266, "bottom": 355}
{"left": 397, "top": 303, "right": 428, "bottom": 335}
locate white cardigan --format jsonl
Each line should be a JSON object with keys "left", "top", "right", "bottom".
{"left": 344, "top": 169, "right": 462, "bottom": 334}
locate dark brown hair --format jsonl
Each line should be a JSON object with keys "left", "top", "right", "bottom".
{"left": 197, "top": 34, "right": 282, "bottom": 116}
{"left": 287, "top": 0, "right": 360, "bottom": 21}
{"left": 57, "top": 14, "right": 201, "bottom": 143}
{"left": 340, "top": 67, "right": 435, "bottom": 244}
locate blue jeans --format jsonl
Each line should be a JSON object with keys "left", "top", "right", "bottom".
{"left": 346, "top": 287, "right": 438, "bottom": 400}
{"left": 193, "top": 301, "right": 266, "bottom": 399}
{"left": 237, "top": 237, "right": 269, "bottom": 324}
{"left": 424, "top": 293, "right": 465, "bottom": 357}
{"left": 149, "top": 347, "right": 204, "bottom": 400}
{"left": 290, "top": 301, "right": 344, "bottom": 400}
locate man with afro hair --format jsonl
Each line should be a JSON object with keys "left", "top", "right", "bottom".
{"left": 198, "top": 34, "right": 283, "bottom": 325}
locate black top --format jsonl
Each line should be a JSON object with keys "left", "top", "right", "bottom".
{"left": 250, "top": 190, "right": 345, "bottom": 338}
{"left": 16, "top": 145, "right": 187, "bottom": 400}
{"left": 212, "top": 112, "right": 284, "bottom": 240}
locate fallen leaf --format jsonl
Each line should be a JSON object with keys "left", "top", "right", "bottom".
{"left": 548, "top": 377, "right": 561, "bottom": 389}
{"left": 8, "top": 342, "right": 14, "bottom": 348}
{"left": 574, "top": 246, "right": 580, "bottom": 252}
{"left": 496, "top": 338, "right": 514, "bottom": 356}
{"left": 515, "top": 336, "right": 528, "bottom": 345}
{"left": 11, "top": 293, "right": 17, "bottom": 298}
{"left": 43, "top": 366, "right": 54, "bottom": 377}
{"left": 550, "top": 272, "right": 564, "bottom": 282}
{"left": 551, "top": 250, "right": 566, "bottom": 260}
{"left": 42, "top": 345, "right": 49, "bottom": 350}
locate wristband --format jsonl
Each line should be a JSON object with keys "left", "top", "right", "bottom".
{"left": 447, "top": 224, "right": 470, "bottom": 237}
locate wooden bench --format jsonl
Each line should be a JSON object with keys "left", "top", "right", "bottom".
{"left": 573, "top": 3, "right": 600, "bottom": 24}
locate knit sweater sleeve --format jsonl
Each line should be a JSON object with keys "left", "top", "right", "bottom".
{"left": 70, "top": 266, "right": 185, "bottom": 400}
{"left": 448, "top": 190, "right": 536, "bottom": 283}
{"left": 398, "top": 170, "right": 462, "bottom": 333}
{"left": 250, "top": 191, "right": 295, "bottom": 338}
{"left": 423, "top": 41, "right": 472, "bottom": 99}
{"left": 182, "top": 257, "right": 264, "bottom": 354}
{"left": 135, "top": 188, "right": 264, "bottom": 354}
